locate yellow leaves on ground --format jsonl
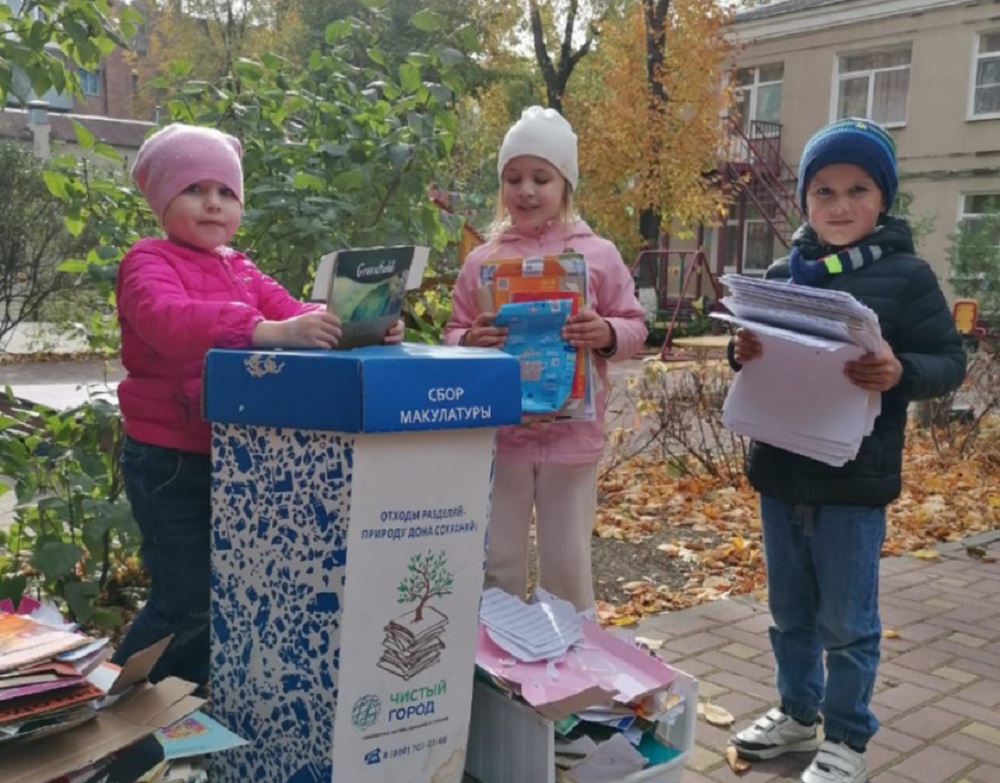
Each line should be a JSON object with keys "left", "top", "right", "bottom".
{"left": 725, "top": 746, "right": 751, "bottom": 774}
{"left": 596, "top": 429, "right": 1000, "bottom": 624}
{"left": 698, "top": 702, "right": 735, "bottom": 727}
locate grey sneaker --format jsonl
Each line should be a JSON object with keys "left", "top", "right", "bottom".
{"left": 800, "top": 741, "right": 868, "bottom": 783}
{"left": 731, "top": 707, "right": 821, "bottom": 760}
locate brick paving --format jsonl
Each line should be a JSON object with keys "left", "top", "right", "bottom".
{"left": 636, "top": 530, "right": 1000, "bottom": 783}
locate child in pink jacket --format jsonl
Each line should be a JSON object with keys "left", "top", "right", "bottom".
{"left": 113, "top": 123, "right": 400, "bottom": 685}
{"left": 445, "top": 107, "right": 647, "bottom": 610}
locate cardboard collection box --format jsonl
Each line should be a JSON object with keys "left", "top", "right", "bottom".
{"left": 203, "top": 344, "right": 521, "bottom": 783}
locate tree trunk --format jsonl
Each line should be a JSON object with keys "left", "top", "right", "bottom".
{"left": 639, "top": 0, "right": 671, "bottom": 247}
{"left": 528, "top": 0, "right": 597, "bottom": 114}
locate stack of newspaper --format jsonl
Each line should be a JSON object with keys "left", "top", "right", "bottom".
{"left": 713, "top": 274, "right": 883, "bottom": 467}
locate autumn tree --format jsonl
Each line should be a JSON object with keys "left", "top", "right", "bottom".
{"left": 397, "top": 550, "right": 454, "bottom": 623}
{"left": 528, "top": 0, "right": 600, "bottom": 113}
{"left": 566, "top": 0, "right": 737, "bottom": 259}
{"left": 128, "top": 0, "right": 307, "bottom": 118}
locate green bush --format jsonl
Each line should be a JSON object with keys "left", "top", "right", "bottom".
{"left": 0, "top": 389, "right": 140, "bottom": 629}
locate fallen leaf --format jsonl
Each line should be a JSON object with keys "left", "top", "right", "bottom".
{"left": 697, "top": 702, "right": 734, "bottom": 727}
{"left": 912, "top": 549, "right": 940, "bottom": 560}
{"left": 725, "top": 745, "right": 751, "bottom": 773}
{"left": 882, "top": 629, "right": 901, "bottom": 639}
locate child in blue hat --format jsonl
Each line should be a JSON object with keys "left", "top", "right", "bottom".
{"left": 728, "top": 118, "right": 966, "bottom": 783}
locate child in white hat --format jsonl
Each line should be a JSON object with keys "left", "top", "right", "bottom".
{"left": 444, "top": 106, "right": 648, "bottom": 611}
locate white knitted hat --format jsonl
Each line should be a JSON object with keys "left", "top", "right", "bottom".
{"left": 497, "top": 105, "right": 579, "bottom": 190}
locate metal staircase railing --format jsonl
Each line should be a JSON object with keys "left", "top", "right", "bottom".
{"left": 726, "top": 119, "right": 804, "bottom": 249}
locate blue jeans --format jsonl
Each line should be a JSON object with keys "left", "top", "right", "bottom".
{"left": 112, "top": 436, "right": 211, "bottom": 686}
{"left": 760, "top": 495, "right": 885, "bottom": 751}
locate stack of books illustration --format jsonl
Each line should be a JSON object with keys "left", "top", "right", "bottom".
{"left": 376, "top": 606, "right": 449, "bottom": 681}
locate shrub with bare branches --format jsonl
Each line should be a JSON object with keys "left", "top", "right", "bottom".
{"left": 924, "top": 343, "right": 1000, "bottom": 460}
{"left": 604, "top": 360, "right": 746, "bottom": 484}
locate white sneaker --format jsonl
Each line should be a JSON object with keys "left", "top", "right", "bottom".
{"left": 801, "top": 741, "right": 868, "bottom": 783}
{"left": 731, "top": 707, "right": 820, "bottom": 760}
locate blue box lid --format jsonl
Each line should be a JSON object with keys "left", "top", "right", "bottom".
{"left": 203, "top": 343, "right": 522, "bottom": 433}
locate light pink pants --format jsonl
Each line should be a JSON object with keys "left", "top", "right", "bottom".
{"left": 485, "top": 460, "right": 597, "bottom": 611}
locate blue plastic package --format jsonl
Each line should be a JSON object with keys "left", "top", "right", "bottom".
{"left": 494, "top": 299, "right": 576, "bottom": 415}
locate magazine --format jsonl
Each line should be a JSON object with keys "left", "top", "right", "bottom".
{"left": 494, "top": 300, "right": 578, "bottom": 415}
{"left": 0, "top": 613, "right": 91, "bottom": 675}
{"left": 310, "top": 245, "right": 429, "bottom": 350}
{"left": 478, "top": 253, "right": 595, "bottom": 423}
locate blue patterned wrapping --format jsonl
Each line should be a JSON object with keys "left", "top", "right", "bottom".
{"left": 210, "top": 424, "right": 355, "bottom": 783}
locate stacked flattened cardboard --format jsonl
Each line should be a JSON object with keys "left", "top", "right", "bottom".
{"left": 475, "top": 589, "right": 688, "bottom": 781}
{"left": 0, "top": 601, "right": 242, "bottom": 783}
{"left": 712, "top": 273, "right": 883, "bottom": 467}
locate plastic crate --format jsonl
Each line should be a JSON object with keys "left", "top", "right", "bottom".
{"left": 464, "top": 667, "right": 697, "bottom": 783}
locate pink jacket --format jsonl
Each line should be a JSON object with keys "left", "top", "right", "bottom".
{"left": 445, "top": 220, "right": 647, "bottom": 464}
{"left": 116, "top": 237, "right": 319, "bottom": 454}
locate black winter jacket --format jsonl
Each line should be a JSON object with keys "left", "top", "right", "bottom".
{"left": 739, "top": 217, "right": 967, "bottom": 507}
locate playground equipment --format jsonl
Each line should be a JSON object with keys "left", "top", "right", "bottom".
{"left": 631, "top": 247, "right": 726, "bottom": 360}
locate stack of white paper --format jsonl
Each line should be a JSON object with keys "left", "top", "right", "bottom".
{"left": 712, "top": 274, "right": 883, "bottom": 467}
{"left": 479, "top": 587, "right": 583, "bottom": 662}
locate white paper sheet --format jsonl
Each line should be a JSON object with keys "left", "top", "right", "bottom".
{"left": 479, "top": 587, "right": 583, "bottom": 662}
{"left": 716, "top": 274, "right": 884, "bottom": 466}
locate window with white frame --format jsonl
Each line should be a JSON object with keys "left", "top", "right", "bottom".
{"left": 960, "top": 194, "right": 1000, "bottom": 242}
{"left": 735, "top": 63, "right": 784, "bottom": 136}
{"left": 78, "top": 68, "right": 101, "bottom": 97}
{"left": 719, "top": 202, "right": 776, "bottom": 275}
{"left": 971, "top": 32, "right": 1000, "bottom": 118}
{"left": 952, "top": 194, "right": 1000, "bottom": 307}
{"left": 835, "top": 48, "right": 911, "bottom": 126}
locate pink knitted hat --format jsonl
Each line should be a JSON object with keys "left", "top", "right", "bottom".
{"left": 131, "top": 123, "right": 244, "bottom": 219}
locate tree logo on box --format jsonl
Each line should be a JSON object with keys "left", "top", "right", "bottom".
{"left": 376, "top": 550, "right": 453, "bottom": 681}
{"left": 351, "top": 694, "right": 382, "bottom": 730}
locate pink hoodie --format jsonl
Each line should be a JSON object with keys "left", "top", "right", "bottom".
{"left": 116, "top": 237, "right": 320, "bottom": 454}
{"left": 445, "top": 220, "right": 647, "bottom": 464}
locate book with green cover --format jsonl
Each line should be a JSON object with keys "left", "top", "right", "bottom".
{"left": 311, "top": 245, "right": 428, "bottom": 350}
